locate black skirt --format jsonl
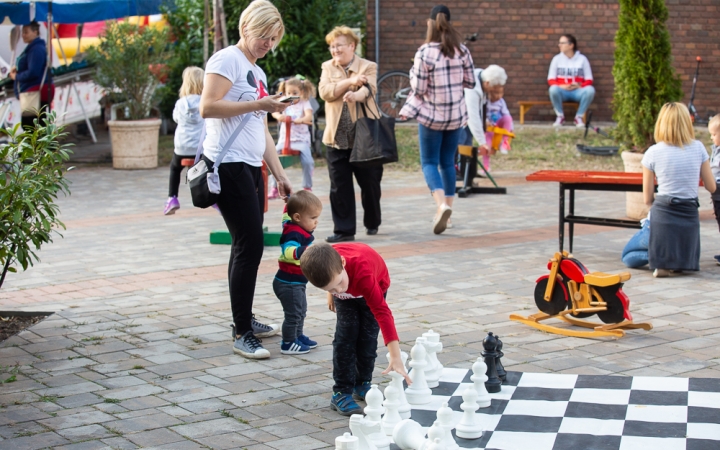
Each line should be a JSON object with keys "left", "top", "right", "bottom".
{"left": 648, "top": 195, "right": 700, "bottom": 271}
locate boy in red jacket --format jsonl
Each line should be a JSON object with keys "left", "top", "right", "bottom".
{"left": 300, "top": 242, "right": 411, "bottom": 415}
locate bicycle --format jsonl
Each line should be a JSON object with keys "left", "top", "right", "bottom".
{"left": 376, "top": 33, "right": 478, "bottom": 119}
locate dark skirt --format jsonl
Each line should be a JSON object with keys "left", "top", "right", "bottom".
{"left": 648, "top": 195, "right": 700, "bottom": 271}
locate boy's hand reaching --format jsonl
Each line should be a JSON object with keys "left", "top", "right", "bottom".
{"left": 383, "top": 340, "right": 412, "bottom": 385}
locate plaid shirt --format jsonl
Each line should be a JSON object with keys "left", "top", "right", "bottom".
{"left": 400, "top": 43, "right": 475, "bottom": 130}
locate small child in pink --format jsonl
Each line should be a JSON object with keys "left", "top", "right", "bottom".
{"left": 485, "top": 86, "right": 513, "bottom": 154}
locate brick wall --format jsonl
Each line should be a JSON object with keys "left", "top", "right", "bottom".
{"left": 366, "top": 0, "right": 720, "bottom": 122}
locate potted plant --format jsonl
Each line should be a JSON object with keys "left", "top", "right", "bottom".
{"left": 0, "top": 112, "right": 72, "bottom": 289}
{"left": 612, "top": 0, "right": 682, "bottom": 219}
{"left": 87, "top": 21, "right": 172, "bottom": 169}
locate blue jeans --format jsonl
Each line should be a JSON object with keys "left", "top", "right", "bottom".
{"left": 548, "top": 85, "right": 596, "bottom": 117}
{"left": 418, "top": 124, "right": 464, "bottom": 196}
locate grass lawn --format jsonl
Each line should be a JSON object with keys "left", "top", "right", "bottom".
{"left": 159, "top": 125, "right": 712, "bottom": 174}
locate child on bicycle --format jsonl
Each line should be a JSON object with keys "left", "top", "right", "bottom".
{"left": 269, "top": 75, "right": 316, "bottom": 198}
{"left": 164, "top": 66, "right": 205, "bottom": 215}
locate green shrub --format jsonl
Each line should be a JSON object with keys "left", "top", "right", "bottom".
{"left": 0, "top": 112, "right": 72, "bottom": 289}
{"left": 612, "top": 0, "right": 683, "bottom": 152}
{"left": 86, "top": 22, "right": 172, "bottom": 120}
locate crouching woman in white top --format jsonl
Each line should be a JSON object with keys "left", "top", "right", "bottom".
{"left": 200, "top": 0, "right": 294, "bottom": 358}
{"left": 642, "top": 102, "right": 716, "bottom": 277}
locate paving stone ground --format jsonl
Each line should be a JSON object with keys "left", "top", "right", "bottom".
{"left": 1, "top": 155, "right": 720, "bottom": 449}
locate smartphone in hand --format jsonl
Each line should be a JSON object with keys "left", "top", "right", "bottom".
{"left": 279, "top": 95, "right": 299, "bottom": 103}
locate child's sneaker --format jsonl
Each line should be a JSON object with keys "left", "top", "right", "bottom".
{"left": 163, "top": 196, "right": 180, "bottom": 215}
{"left": 251, "top": 314, "right": 279, "bottom": 338}
{"left": 553, "top": 116, "right": 565, "bottom": 127}
{"left": 352, "top": 382, "right": 372, "bottom": 401}
{"left": 303, "top": 187, "right": 312, "bottom": 192}
{"left": 280, "top": 338, "right": 310, "bottom": 354}
{"left": 330, "top": 392, "right": 363, "bottom": 416}
{"left": 268, "top": 187, "right": 279, "bottom": 199}
{"left": 574, "top": 116, "right": 585, "bottom": 128}
{"left": 233, "top": 331, "right": 270, "bottom": 359}
{"left": 714, "top": 255, "right": 720, "bottom": 265}
{"left": 297, "top": 335, "right": 317, "bottom": 348}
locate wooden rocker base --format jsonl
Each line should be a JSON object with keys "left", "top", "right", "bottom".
{"left": 509, "top": 311, "right": 653, "bottom": 339}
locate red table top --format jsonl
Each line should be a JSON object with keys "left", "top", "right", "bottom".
{"left": 526, "top": 170, "right": 643, "bottom": 185}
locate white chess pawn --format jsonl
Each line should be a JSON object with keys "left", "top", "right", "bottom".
{"left": 363, "top": 386, "right": 390, "bottom": 450}
{"left": 392, "top": 419, "right": 428, "bottom": 450}
{"left": 427, "top": 420, "right": 445, "bottom": 447}
{"left": 335, "top": 432, "right": 359, "bottom": 450}
{"left": 387, "top": 365, "right": 411, "bottom": 419}
{"left": 381, "top": 384, "right": 403, "bottom": 436}
{"left": 349, "top": 414, "right": 378, "bottom": 450}
{"left": 426, "top": 438, "right": 447, "bottom": 450}
{"left": 421, "top": 337, "right": 441, "bottom": 388}
{"left": 471, "top": 357, "right": 492, "bottom": 408}
{"left": 455, "top": 387, "right": 483, "bottom": 439}
{"left": 405, "top": 338, "right": 432, "bottom": 405}
{"left": 422, "top": 330, "right": 444, "bottom": 385}
{"left": 437, "top": 402, "right": 460, "bottom": 450}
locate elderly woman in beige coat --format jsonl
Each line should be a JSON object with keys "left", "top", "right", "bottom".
{"left": 320, "top": 26, "right": 382, "bottom": 242}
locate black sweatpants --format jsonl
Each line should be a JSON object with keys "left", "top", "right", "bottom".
{"left": 327, "top": 148, "right": 383, "bottom": 236}
{"left": 168, "top": 153, "right": 194, "bottom": 197}
{"left": 332, "top": 296, "right": 380, "bottom": 395}
{"left": 203, "top": 156, "right": 265, "bottom": 336}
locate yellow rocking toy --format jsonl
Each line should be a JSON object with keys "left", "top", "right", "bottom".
{"left": 510, "top": 251, "right": 652, "bottom": 338}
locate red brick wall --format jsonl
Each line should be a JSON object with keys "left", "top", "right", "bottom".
{"left": 366, "top": 0, "right": 720, "bottom": 122}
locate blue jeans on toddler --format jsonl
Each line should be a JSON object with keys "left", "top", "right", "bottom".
{"left": 418, "top": 124, "right": 464, "bottom": 195}
{"left": 272, "top": 278, "right": 307, "bottom": 343}
{"left": 548, "top": 85, "right": 596, "bottom": 117}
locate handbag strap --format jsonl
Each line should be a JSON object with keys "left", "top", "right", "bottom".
{"left": 355, "top": 83, "right": 381, "bottom": 120}
{"left": 194, "top": 113, "right": 252, "bottom": 172}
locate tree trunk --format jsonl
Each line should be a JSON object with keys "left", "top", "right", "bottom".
{"left": 203, "top": 0, "right": 209, "bottom": 63}
{"left": 213, "top": 0, "right": 223, "bottom": 54}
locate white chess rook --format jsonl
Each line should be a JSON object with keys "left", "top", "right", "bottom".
{"left": 405, "top": 338, "right": 432, "bottom": 405}
{"left": 381, "top": 383, "right": 403, "bottom": 436}
{"left": 437, "top": 402, "right": 460, "bottom": 450}
{"left": 392, "top": 419, "right": 429, "bottom": 450}
{"left": 335, "top": 432, "right": 359, "bottom": 450}
{"left": 455, "top": 387, "right": 483, "bottom": 439}
{"left": 422, "top": 330, "right": 444, "bottom": 387}
{"left": 471, "top": 357, "right": 492, "bottom": 408}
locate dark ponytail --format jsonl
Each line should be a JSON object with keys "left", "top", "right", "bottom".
{"left": 425, "top": 12, "right": 463, "bottom": 58}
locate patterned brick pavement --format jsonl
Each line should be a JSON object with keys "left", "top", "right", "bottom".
{"left": 1, "top": 163, "right": 719, "bottom": 449}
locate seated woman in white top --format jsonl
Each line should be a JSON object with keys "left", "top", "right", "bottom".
{"left": 642, "top": 102, "right": 716, "bottom": 277}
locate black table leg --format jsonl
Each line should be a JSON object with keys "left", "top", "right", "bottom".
{"left": 569, "top": 188, "right": 575, "bottom": 253}
{"left": 559, "top": 183, "right": 565, "bottom": 252}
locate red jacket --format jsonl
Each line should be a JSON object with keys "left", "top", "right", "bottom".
{"left": 333, "top": 243, "right": 398, "bottom": 344}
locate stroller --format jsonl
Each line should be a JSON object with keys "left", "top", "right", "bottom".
{"left": 270, "top": 76, "right": 324, "bottom": 158}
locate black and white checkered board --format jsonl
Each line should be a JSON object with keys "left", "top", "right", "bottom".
{"left": 389, "top": 368, "right": 720, "bottom": 450}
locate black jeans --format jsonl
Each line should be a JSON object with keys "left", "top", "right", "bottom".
{"left": 332, "top": 296, "right": 380, "bottom": 394}
{"left": 168, "top": 153, "right": 193, "bottom": 197}
{"left": 273, "top": 278, "right": 307, "bottom": 342}
{"left": 327, "top": 148, "right": 383, "bottom": 236}
{"left": 204, "top": 156, "right": 265, "bottom": 336}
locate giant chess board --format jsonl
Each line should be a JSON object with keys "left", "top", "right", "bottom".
{"left": 390, "top": 368, "right": 720, "bottom": 449}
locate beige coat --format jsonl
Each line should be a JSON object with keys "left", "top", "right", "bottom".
{"left": 319, "top": 56, "right": 380, "bottom": 148}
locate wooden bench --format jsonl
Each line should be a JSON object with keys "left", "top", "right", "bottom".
{"left": 517, "top": 101, "right": 586, "bottom": 125}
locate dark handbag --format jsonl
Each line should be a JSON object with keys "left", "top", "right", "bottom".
{"left": 188, "top": 114, "right": 251, "bottom": 208}
{"left": 350, "top": 84, "right": 398, "bottom": 168}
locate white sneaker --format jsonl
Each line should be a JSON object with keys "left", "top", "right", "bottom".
{"left": 233, "top": 331, "right": 271, "bottom": 359}
{"left": 574, "top": 116, "right": 585, "bottom": 128}
{"left": 432, "top": 204, "right": 452, "bottom": 235}
{"left": 653, "top": 269, "right": 670, "bottom": 278}
{"left": 553, "top": 116, "right": 565, "bottom": 127}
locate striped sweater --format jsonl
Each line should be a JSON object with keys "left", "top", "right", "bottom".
{"left": 275, "top": 207, "right": 315, "bottom": 284}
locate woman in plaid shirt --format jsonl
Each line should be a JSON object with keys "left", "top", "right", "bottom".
{"left": 400, "top": 5, "right": 475, "bottom": 235}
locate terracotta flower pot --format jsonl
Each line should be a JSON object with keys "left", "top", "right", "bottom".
{"left": 108, "top": 119, "right": 161, "bottom": 169}
{"left": 621, "top": 151, "right": 650, "bottom": 220}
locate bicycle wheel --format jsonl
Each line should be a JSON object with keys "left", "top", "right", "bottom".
{"left": 377, "top": 71, "right": 411, "bottom": 119}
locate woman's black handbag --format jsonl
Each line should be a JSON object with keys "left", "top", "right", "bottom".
{"left": 350, "top": 85, "right": 398, "bottom": 168}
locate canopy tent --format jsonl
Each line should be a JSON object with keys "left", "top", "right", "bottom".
{"left": 0, "top": 0, "right": 167, "bottom": 25}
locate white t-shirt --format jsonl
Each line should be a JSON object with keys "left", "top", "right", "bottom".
{"left": 642, "top": 140, "right": 709, "bottom": 199}
{"left": 275, "top": 99, "right": 312, "bottom": 153}
{"left": 202, "top": 46, "right": 269, "bottom": 166}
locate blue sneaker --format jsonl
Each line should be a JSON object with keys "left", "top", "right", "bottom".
{"left": 715, "top": 255, "right": 720, "bottom": 265}
{"left": 352, "top": 382, "right": 372, "bottom": 401}
{"left": 297, "top": 335, "right": 317, "bottom": 349}
{"left": 280, "top": 338, "right": 310, "bottom": 355}
{"left": 330, "top": 392, "right": 363, "bottom": 416}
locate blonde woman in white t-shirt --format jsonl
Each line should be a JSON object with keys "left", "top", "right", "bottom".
{"left": 641, "top": 102, "right": 716, "bottom": 277}
{"left": 199, "top": 0, "right": 295, "bottom": 359}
